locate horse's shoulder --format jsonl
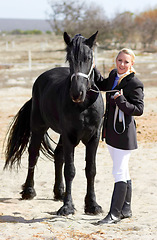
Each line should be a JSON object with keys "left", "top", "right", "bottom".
{"left": 33, "top": 67, "right": 70, "bottom": 91}
{"left": 41, "top": 67, "right": 70, "bottom": 79}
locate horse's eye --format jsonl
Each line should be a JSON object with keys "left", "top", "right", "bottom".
{"left": 85, "top": 56, "right": 92, "bottom": 62}
{"left": 83, "top": 55, "right": 91, "bottom": 62}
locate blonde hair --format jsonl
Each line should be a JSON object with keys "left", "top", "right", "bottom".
{"left": 116, "top": 48, "right": 136, "bottom": 85}
{"left": 116, "top": 48, "right": 135, "bottom": 63}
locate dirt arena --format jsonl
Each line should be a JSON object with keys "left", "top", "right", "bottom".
{"left": 0, "top": 35, "right": 157, "bottom": 239}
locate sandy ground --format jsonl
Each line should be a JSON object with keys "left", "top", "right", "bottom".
{"left": 0, "top": 83, "right": 156, "bottom": 240}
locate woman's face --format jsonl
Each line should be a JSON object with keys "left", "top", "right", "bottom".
{"left": 116, "top": 52, "right": 134, "bottom": 74}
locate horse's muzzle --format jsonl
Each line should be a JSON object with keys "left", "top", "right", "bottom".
{"left": 71, "top": 91, "right": 84, "bottom": 103}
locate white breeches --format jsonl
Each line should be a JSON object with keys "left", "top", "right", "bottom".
{"left": 107, "top": 144, "right": 131, "bottom": 183}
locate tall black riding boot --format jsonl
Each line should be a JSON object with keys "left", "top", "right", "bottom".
{"left": 98, "top": 181, "right": 127, "bottom": 224}
{"left": 121, "top": 180, "right": 132, "bottom": 219}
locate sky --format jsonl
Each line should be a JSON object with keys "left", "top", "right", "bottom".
{"left": 0, "top": 0, "right": 157, "bottom": 20}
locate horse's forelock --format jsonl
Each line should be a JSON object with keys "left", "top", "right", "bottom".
{"left": 72, "top": 33, "right": 83, "bottom": 40}
{"left": 71, "top": 35, "right": 87, "bottom": 62}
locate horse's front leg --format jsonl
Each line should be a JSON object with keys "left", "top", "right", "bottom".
{"left": 53, "top": 136, "right": 65, "bottom": 200}
{"left": 21, "top": 132, "right": 43, "bottom": 200}
{"left": 57, "top": 142, "right": 75, "bottom": 216}
{"left": 84, "top": 136, "right": 103, "bottom": 215}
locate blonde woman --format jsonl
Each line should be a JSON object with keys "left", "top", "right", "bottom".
{"left": 94, "top": 48, "right": 144, "bottom": 224}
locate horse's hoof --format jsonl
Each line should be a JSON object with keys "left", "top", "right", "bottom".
{"left": 85, "top": 204, "right": 103, "bottom": 215}
{"left": 57, "top": 204, "right": 75, "bottom": 216}
{"left": 20, "top": 187, "right": 36, "bottom": 200}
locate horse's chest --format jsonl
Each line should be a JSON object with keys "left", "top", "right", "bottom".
{"left": 67, "top": 107, "right": 101, "bottom": 129}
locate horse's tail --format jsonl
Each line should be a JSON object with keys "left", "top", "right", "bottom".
{"left": 4, "top": 99, "right": 32, "bottom": 169}
{"left": 38, "top": 132, "right": 54, "bottom": 162}
{"left": 4, "top": 99, "right": 55, "bottom": 169}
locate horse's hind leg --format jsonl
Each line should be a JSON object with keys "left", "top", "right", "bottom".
{"left": 21, "top": 132, "right": 44, "bottom": 199}
{"left": 53, "top": 136, "right": 65, "bottom": 200}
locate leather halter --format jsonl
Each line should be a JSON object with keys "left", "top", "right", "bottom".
{"left": 71, "top": 63, "right": 94, "bottom": 82}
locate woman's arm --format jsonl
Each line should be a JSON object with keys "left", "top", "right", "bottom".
{"left": 93, "top": 67, "right": 108, "bottom": 91}
{"left": 114, "top": 86, "right": 144, "bottom": 116}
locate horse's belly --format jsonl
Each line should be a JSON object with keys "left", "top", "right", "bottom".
{"left": 40, "top": 96, "right": 61, "bottom": 133}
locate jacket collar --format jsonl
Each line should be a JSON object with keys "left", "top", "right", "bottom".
{"left": 117, "top": 72, "right": 134, "bottom": 89}
{"left": 111, "top": 69, "right": 134, "bottom": 90}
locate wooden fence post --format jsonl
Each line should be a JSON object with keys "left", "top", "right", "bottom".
{"left": 28, "top": 50, "right": 32, "bottom": 71}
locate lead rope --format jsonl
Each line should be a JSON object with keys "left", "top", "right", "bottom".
{"left": 113, "top": 89, "right": 125, "bottom": 134}
{"left": 90, "top": 89, "right": 120, "bottom": 93}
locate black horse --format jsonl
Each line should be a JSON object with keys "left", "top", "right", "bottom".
{"left": 4, "top": 31, "right": 104, "bottom": 216}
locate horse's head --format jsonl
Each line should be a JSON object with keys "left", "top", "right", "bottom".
{"left": 64, "top": 31, "right": 98, "bottom": 103}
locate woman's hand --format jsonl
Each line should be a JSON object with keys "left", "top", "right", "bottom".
{"left": 114, "top": 91, "right": 121, "bottom": 99}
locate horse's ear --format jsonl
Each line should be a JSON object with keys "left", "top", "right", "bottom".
{"left": 85, "top": 31, "right": 98, "bottom": 48}
{"left": 64, "top": 32, "right": 71, "bottom": 46}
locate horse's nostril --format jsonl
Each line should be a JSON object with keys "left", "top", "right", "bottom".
{"left": 78, "top": 91, "right": 84, "bottom": 101}
{"left": 71, "top": 91, "right": 84, "bottom": 103}
{"left": 80, "top": 91, "right": 83, "bottom": 97}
